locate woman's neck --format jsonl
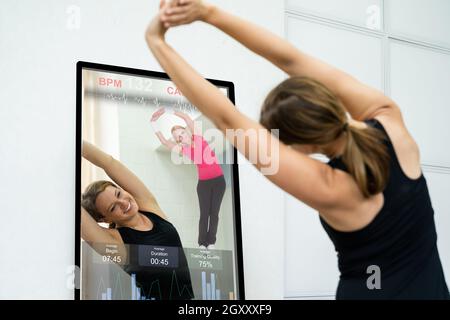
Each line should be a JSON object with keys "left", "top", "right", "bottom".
{"left": 118, "top": 213, "right": 152, "bottom": 231}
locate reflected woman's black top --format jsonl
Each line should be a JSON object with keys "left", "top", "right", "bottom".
{"left": 118, "top": 210, "right": 193, "bottom": 300}
{"left": 320, "top": 119, "right": 449, "bottom": 300}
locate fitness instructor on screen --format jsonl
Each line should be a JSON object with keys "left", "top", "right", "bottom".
{"left": 150, "top": 108, "right": 225, "bottom": 251}
{"left": 144, "top": 0, "right": 449, "bottom": 299}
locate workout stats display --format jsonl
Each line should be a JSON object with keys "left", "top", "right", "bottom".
{"left": 75, "top": 62, "right": 244, "bottom": 300}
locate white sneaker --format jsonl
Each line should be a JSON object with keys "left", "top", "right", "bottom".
{"left": 199, "top": 245, "right": 207, "bottom": 250}
{"left": 207, "top": 244, "right": 215, "bottom": 250}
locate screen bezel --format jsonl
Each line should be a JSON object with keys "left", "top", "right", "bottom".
{"left": 75, "top": 61, "right": 245, "bottom": 300}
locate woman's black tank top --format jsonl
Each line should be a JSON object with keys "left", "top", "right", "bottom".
{"left": 117, "top": 210, "right": 193, "bottom": 300}
{"left": 320, "top": 119, "right": 449, "bottom": 299}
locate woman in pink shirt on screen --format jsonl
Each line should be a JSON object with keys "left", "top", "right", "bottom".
{"left": 150, "top": 107, "right": 225, "bottom": 250}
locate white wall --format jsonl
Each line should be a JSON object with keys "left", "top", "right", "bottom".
{"left": 285, "top": 0, "right": 450, "bottom": 299}
{"left": 0, "top": 0, "right": 286, "bottom": 299}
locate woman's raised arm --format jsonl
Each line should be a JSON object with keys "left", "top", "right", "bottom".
{"left": 173, "top": 110, "right": 195, "bottom": 134}
{"left": 160, "top": 0, "right": 401, "bottom": 121}
{"left": 150, "top": 108, "right": 181, "bottom": 151}
{"left": 144, "top": 9, "right": 360, "bottom": 213}
{"left": 82, "top": 141, "right": 165, "bottom": 218}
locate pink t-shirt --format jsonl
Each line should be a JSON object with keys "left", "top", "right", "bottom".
{"left": 181, "top": 134, "right": 223, "bottom": 181}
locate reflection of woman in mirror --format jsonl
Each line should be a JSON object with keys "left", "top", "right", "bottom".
{"left": 151, "top": 108, "right": 225, "bottom": 250}
{"left": 81, "top": 140, "right": 193, "bottom": 300}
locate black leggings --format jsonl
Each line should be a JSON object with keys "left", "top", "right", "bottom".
{"left": 196, "top": 175, "right": 226, "bottom": 247}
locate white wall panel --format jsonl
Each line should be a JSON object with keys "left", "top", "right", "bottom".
{"left": 284, "top": 195, "right": 339, "bottom": 297}
{"left": 386, "top": 0, "right": 450, "bottom": 49}
{"left": 389, "top": 40, "right": 450, "bottom": 167}
{"left": 286, "top": 0, "right": 383, "bottom": 30}
{"left": 423, "top": 169, "right": 450, "bottom": 286}
{"left": 286, "top": 16, "right": 384, "bottom": 91}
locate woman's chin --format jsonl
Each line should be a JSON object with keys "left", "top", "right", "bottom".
{"left": 124, "top": 208, "right": 137, "bottom": 217}
{"left": 131, "top": 202, "right": 139, "bottom": 214}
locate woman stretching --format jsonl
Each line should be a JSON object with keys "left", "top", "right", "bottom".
{"left": 81, "top": 140, "right": 193, "bottom": 300}
{"left": 144, "top": 0, "right": 450, "bottom": 299}
{"left": 150, "top": 107, "right": 225, "bottom": 250}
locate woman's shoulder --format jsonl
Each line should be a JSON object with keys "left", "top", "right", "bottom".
{"left": 372, "top": 111, "right": 418, "bottom": 157}
{"left": 369, "top": 104, "right": 411, "bottom": 141}
{"left": 139, "top": 206, "right": 169, "bottom": 222}
{"left": 373, "top": 112, "right": 422, "bottom": 180}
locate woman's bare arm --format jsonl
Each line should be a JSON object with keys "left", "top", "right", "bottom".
{"left": 161, "top": 1, "right": 401, "bottom": 121}
{"left": 81, "top": 207, "right": 120, "bottom": 244}
{"left": 81, "top": 207, "right": 128, "bottom": 263}
{"left": 154, "top": 130, "right": 179, "bottom": 151}
{"left": 82, "top": 141, "right": 166, "bottom": 219}
{"left": 174, "top": 111, "right": 195, "bottom": 133}
{"left": 150, "top": 108, "right": 182, "bottom": 152}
